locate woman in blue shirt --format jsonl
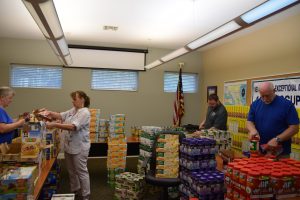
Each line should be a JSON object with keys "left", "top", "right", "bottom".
{"left": 0, "top": 86, "right": 25, "bottom": 144}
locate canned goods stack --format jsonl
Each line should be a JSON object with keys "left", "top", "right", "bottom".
{"left": 291, "top": 108, "right": 300, "bottom": 160}
{"left": 179, "top": 138, "right": 219, "bottom": 199}
{"left": 89, "top": 109, "right": 101, "bottom": 143}
{"left": 155, "top": 134, "right": 180, "bottom": 178}
{"left": 114, "top": 172, "right": 145, "bottom": 200}
{"left": 98, "top": 119, "right": 108, "bottom": 143}
{"left": 179, "top": 170, "right": 225, "bottom": 200}
{"left": 224, "top": 157, "right": 300, "bottom": 200}
{"left": 137, "top": 126, "right": 161, "bottom": 175}
{"left": 200, "top": 130, "right": 231, "bottom": 152}
{"left": 180, "top": 138, "right": 217, "bottom": 171}
{"left": 107, "top": 114, "right": 127, "bottom": 187}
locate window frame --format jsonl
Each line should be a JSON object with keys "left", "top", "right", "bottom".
{"left": 91, "top": 69, "right": 139, "bottom": 91}
{"left": 164, "top": 71, "right": 198, "bottom": 93}
{"left": 10, "top": 63, "right": 63, "bottom": 89}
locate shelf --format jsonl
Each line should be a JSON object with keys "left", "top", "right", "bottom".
{"left": 90, "top": 136, "right": 139, "bottom": 144}
{"left": 34, "top": 157, "right": 57, "bottom": 200}
{"left": 231, "top": 146, "right": 242, "bottom": 151}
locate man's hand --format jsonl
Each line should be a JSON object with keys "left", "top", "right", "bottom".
{"left": 267, "top": 138, "right": 279, "bottom": 147}
{"left": 199, "top": 122, "right": 205, "bottom": 130}
{"left": 248, "top": 131, "right": 260, "bottom": 140}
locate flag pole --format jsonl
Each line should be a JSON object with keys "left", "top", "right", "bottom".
{"left": 178, "top": 62, "right": 184, "bottom": 69}
{"left": 178, "top": 62, "right": 185, "bottom": 127}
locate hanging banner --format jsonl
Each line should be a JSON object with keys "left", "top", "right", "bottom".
{"left": 224, "top": 81, "right": 247, "bottom": 105}
{"left": 252, "top": 77, "right": 300, "bottom": 108}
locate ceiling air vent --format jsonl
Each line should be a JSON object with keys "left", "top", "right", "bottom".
{"left": 103, "top": 25, "right": 118, "bottom": 31}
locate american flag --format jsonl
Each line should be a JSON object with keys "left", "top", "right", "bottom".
{"left": 173, "top": 68, "right": 184, "bottom": 127}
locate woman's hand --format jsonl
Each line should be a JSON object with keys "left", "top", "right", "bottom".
{"left": 46, "top": 122, "right": 57, "bottom": 129}
{"left": 41, "top": 110, "right": 61, "bottom": 121}
{"left": 39, "top": 109, "right": 50, "bottom": 117}
{"left": 17, "top": 118, "right": 26, "bottom": 126}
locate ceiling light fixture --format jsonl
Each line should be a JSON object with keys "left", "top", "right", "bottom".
{"left": 22, "top": 0, "right": 72, "bottom": 65}
{"left": 145, "top": 0, "right": 300, "bottom": 70}
{"left": 145, "top": 60, "right": 163, "bottom": 70}
{"left": 161, "top": 47, "right": 190, "bottom": 62}
{"left": 187, "top": 21, "right": 241, "bottom": 50}
{"left": 241, "top": 0, "right": 298, "bottom": 24}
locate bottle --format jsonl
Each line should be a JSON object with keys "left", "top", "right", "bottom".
{"left": 250, "top": 135, "right": 260, "bottom": 155}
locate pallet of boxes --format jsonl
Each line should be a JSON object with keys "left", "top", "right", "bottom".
{"left": 89, "top": 109, "right": 101, "bottom": 143}
{"left": 113, "top": 125, "right": 151, "bottom": 199}
{"left": 98, "top": 119, "right": 109, "bottom": 143}
{"left": 114, "top": 172, "right": 146, "bottom": 200}
{"left": 107, "top": 114, "right": 127, "bottom": 187}
{"left": 156, "top": 133, "right": 181, "bottom": 198}
{"left": 137, "top": 126, "right": 162, "bottom": 175}
{"left": 179, "top": 137, "right": 225, "bottom": 200}
{"left": 137, "top": 126, "right": 165, "bottom": 196}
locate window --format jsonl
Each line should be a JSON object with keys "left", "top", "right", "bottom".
{"left": 91, "top": 70, "right": 138, "bottom": 91}
{"left": 10, "top": 64, "right": 62, "bottom": 89}
{"left": 164, "top": 72, "right": 198, "bottom": 93}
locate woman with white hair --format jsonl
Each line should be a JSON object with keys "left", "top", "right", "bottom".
{"left": 0, "top": 86, "right": 26, "bottom": 144}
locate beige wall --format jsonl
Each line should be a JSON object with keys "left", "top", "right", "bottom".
{"left": 0, "top": 38, "right": 202, "bottom": 133}
{"left": 3, "top": 12, "right": 299, "bottom": 130}
{"left": 200, "top": 13, "right": 300, "bottom": 120}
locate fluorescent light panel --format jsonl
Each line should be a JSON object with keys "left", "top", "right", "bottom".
{"left": 22, "top": 0, "right": 72, "bottom": 66}
{"left": 145, "top": 60, "right": 163, "bottom": 70}
{"left": 23, "top": 1, "right": 49, "bottom": 38}
{"left": 39, "top": 0, "right": 64, "bottom": 38}
{"left": 65, "top": 54, "right": 73, "bottom": 65}
{"left": 57, "top": 38, "right": 69, "bottom": 55}
{"left": 187, "top": 21, "right": 241, "bottom": 50}
{"left": 161, "top": 48, "right": 189, "bottom": 62}
{"left": 241, "top": 0, "right": 298, "bottom": 24}
{"left": 47, "top": 39, "right": 59, "bottom": 55}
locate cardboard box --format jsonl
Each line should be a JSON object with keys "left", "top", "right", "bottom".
{"left": 0, "top": 143, "right": 21, "bottom": 162}
{"left": 1, "top": 193, "right": 31, "bottom": 200}
{"left": 51, "top": 194, "right": 75, "bottom": 200}
{"left": 0, "top": 166, "right": 37, "bottom": 195}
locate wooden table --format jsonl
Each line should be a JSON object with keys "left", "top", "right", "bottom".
{"left": 127, "top": 137, "right": 139, "bottom": 143}
{"left": 33, "top": 157, "right": 57, "bottom": 200}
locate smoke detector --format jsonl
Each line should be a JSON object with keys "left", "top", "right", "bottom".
{"left": 103, "top": 25, "right": 118, "bottom": 31}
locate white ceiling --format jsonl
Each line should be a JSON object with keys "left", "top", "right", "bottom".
{"left": 0, "top": 0, "right": 300, "bottom": 50}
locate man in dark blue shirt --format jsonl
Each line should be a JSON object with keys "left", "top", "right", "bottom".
{"left": 247, "top": 82, "right": 299, "bottom": 156}
{"left": 200, "top": 94, "right": 228, "bottom": 131}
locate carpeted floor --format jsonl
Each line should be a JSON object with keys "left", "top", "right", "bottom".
{"left": 56, "top": 157, "right": 163, "bottom": 200}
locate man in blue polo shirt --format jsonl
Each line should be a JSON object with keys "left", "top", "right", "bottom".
{"left": 247, "top": 81, "right": 299, "bottom": 157}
